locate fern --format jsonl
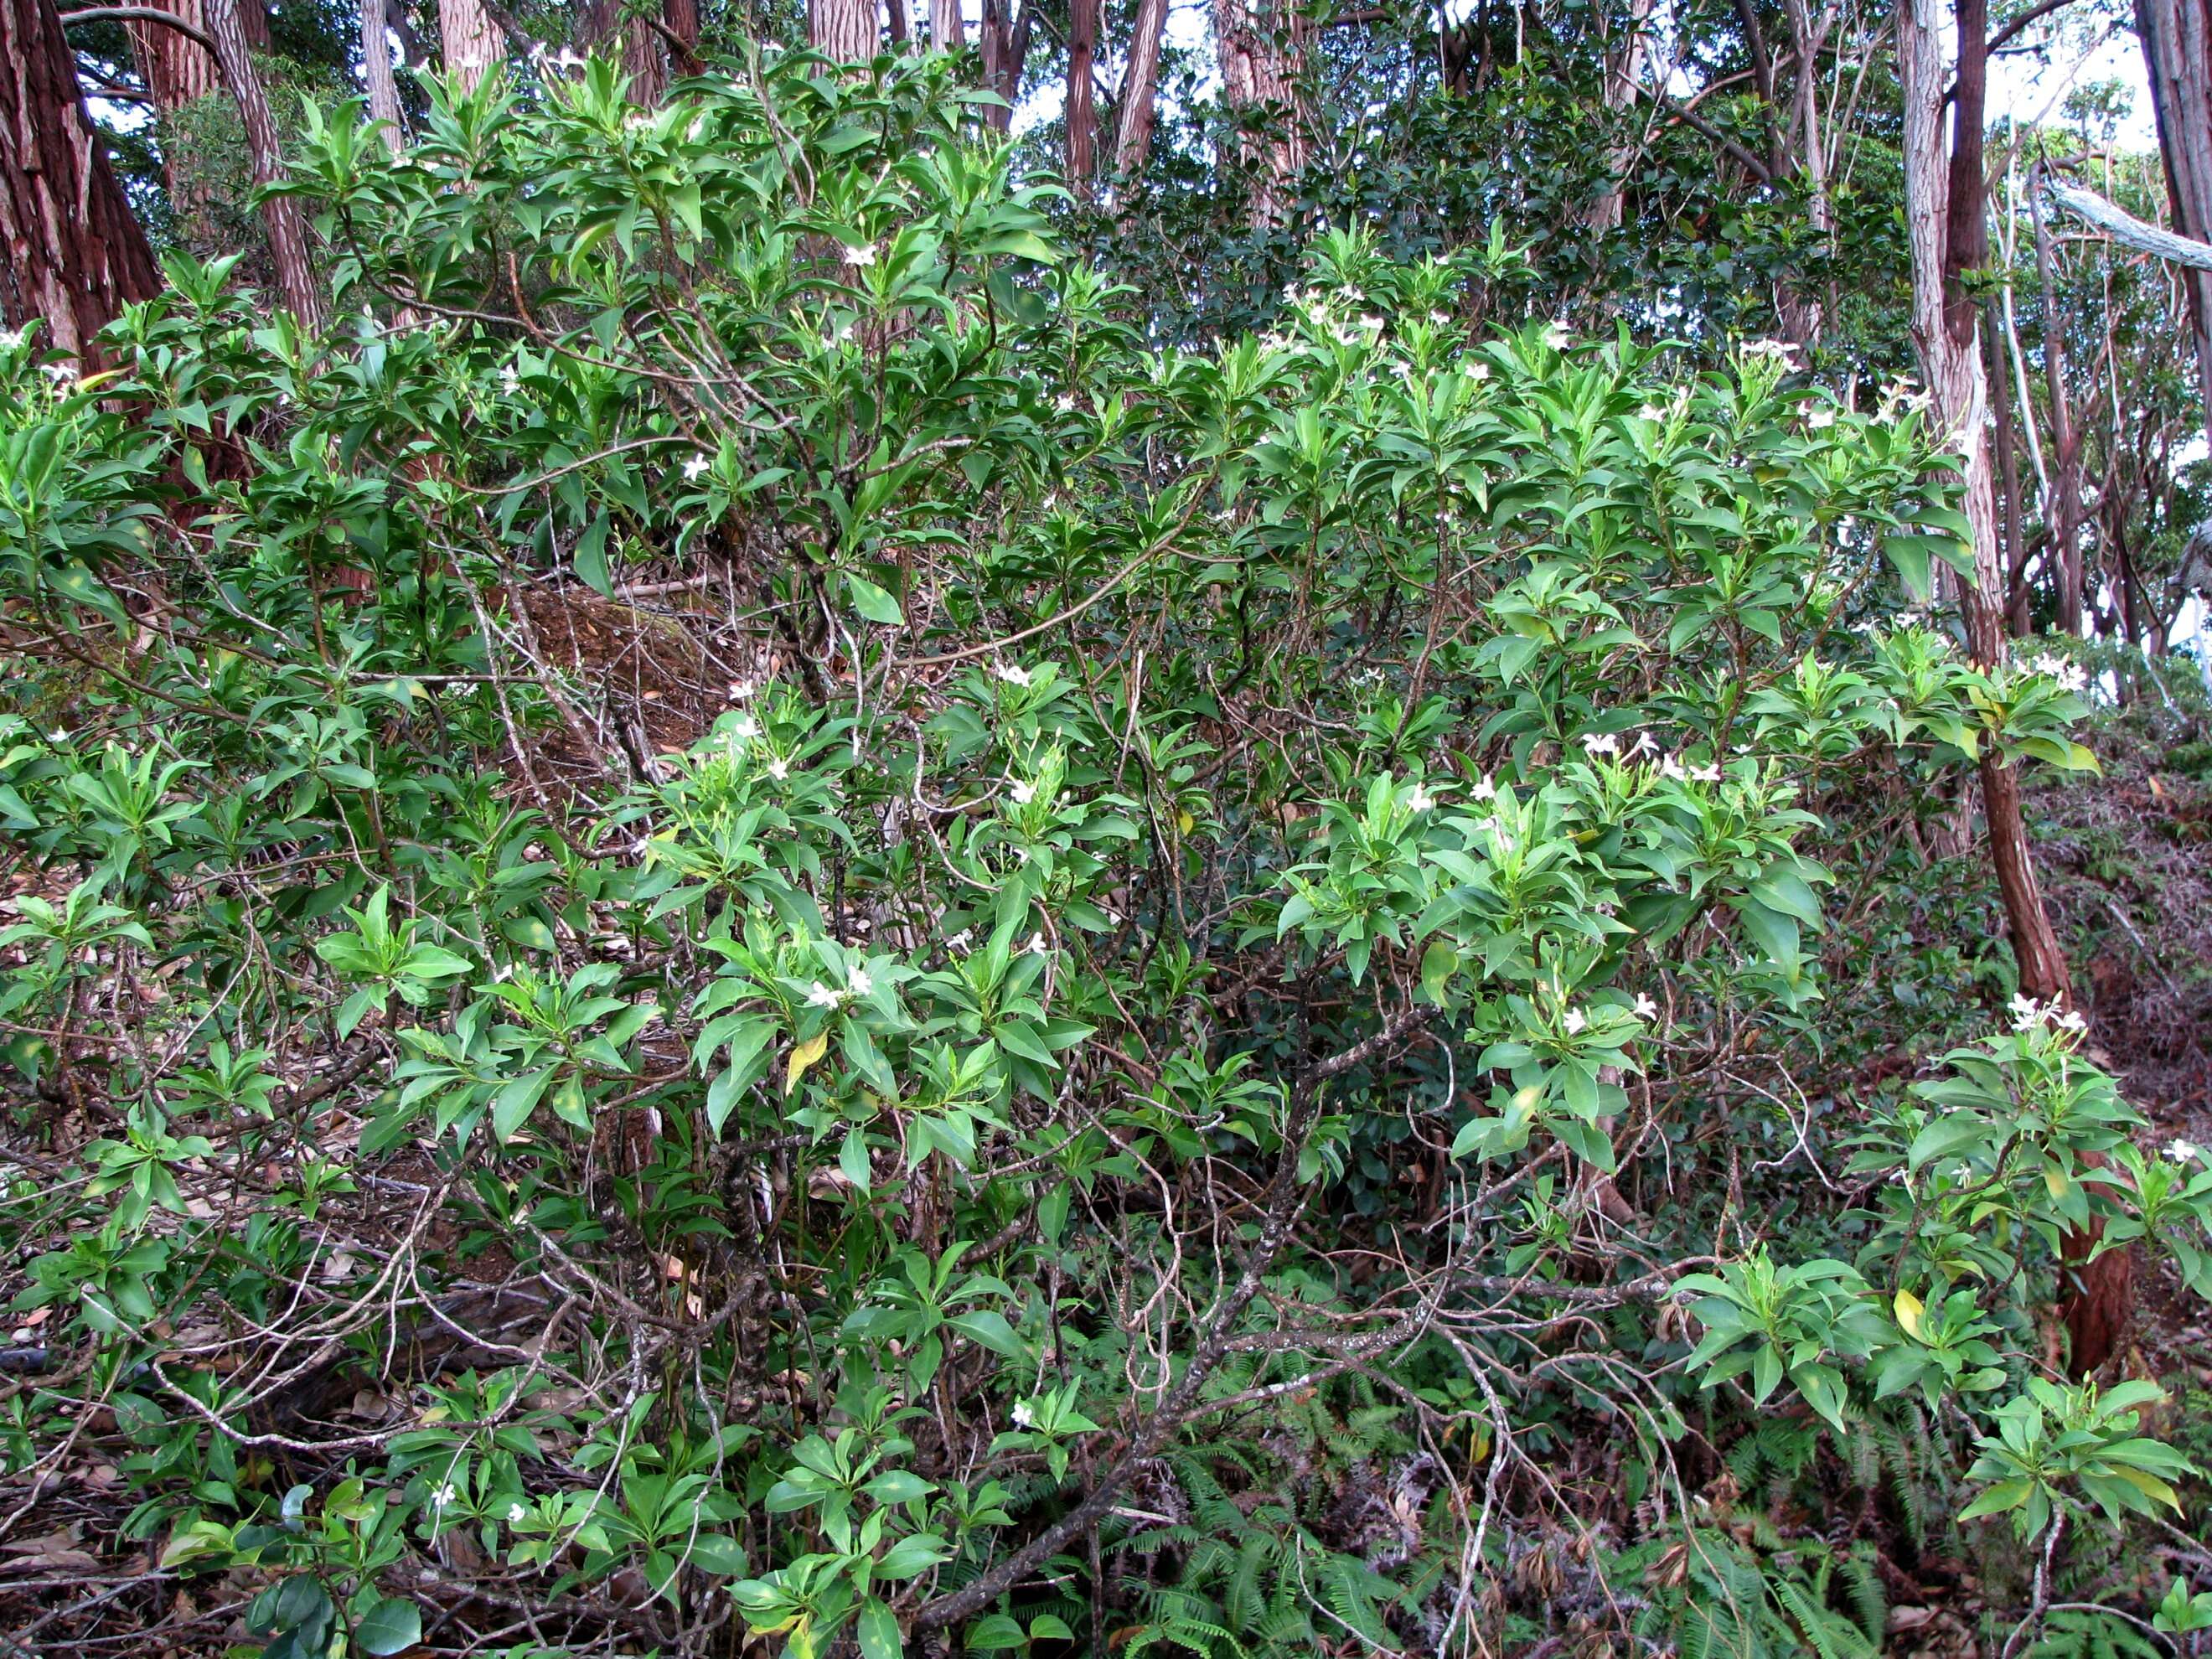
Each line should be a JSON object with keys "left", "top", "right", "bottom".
{"left": 1840, "top": 1545, "right": 1887, "bottom": 1646}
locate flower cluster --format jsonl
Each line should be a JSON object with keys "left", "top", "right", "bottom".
{"left": 2009, "top": 994, "right": 2088, "bottom": 1035}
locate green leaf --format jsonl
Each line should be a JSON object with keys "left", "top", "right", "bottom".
{"left": 855, "top": 1597, "right": 903, "bottom": 1659}
{"left": 354, "top": 1596, "right": 421, "bottom": 1656}
{"left": 845, "top": 571, "right": 904, "bottom": 626}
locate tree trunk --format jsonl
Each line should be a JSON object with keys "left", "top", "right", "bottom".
{"left": 810, "top": 0, "right": 878, "bottom": 59}
{"left": 126, "top": 0, "right": 264, "bottom": 244}
{"left": 975, "top": 0, "right": 1026, "bottom": 129}
{"left": 1212, "top": 0, "right": 1306, "bottom": 224}
{"left": 361, "top": 0, "right": 404, "bottom": 152}
{"left": 2029, "top": 168, "right": 2085, "bottom": 634}
{"left": 1586, "top": 0, "right": 1653, "bottom": 233}
{"left": 2135, "top": 0, "right": 2212, "bottom": 453}
{"left": 1899, "top": 0, "right": 2122, "bottom": 1377}
{"left": 1114, "top": 0, "right": 1169, "bottom": 176}
{"left": 1986, "top": 306, "right": 2032, "bottom": 634}
{"left": 201, "top": 0, "right": 326, "bottom": 330}
{"left": 930, "top": 0, "right": 959, "bottom": 49}
{"left": 1776, "top": 0, "right": 1832, "bottom": 342}
{"left": 583, "top": 0, "right": 669, "bottom": 104}
{"left": 1066, "top": 0, "right": 1097, "bottom": 192}
{"left": 439, "top": 0, "right": 501, "bottom": 90}
{"left": 0, "top": 0, "right": 162, "bottom": 358}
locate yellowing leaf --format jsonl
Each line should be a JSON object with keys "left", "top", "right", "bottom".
{"left": 785, "top": 1031, "right": 830, "bottom": 1097}
{"left": 1176, "top": 808, "right": 1195, "bottom": 835}
{"left": 1894, "top": 1288, "right": 1925, "bottom": 1341}
{"left": 2044, "top": 1166, "right": 2071, "bottom": 1201}
{"left": 2111, "top": 1465, "right": 2183, "bottom": 1512}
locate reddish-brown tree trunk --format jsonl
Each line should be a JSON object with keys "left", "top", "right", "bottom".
{"left": 125, "top": 0, "right": 262, "bottom": 243}
{"left": 439, "top": 0, "right": 501, "bottom": 90}
{"left": 1066, "top": 0, "right": 1097, "bottom": 191}
{"left": 1212, "top": 0, "right": 1306, "bottom": 223}
{"left": 1899, "top": 0, "right": 2123, "bottom": 1377}
{"left": 929, "top": 0, "right": 959, "bottom": 49}
{"left": 2136, "top": 0, "right": 2212, "bottom": 454}
{"left": 199, "top": 0, "right": 325, "bottom": 329}
{"left": 809, "top": 0, "right": 878, "bottom": 59}
{"left": 361, "top": 0, "right": 404, "bottom": 152}
{"left": 1115, "top": 0, "right": 1169, "bottom": 176}
{"left": 0, "top": 0, "right": 162, "bottom": 357}
{"left": 583, "top": 0, "right": 669, "bottom": 104}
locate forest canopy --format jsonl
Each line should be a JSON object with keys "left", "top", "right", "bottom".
{"left": 3, "top": 0, "right": 2212, "bottom": 1656}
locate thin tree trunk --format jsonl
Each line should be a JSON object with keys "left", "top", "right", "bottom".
{"left": 0, "top": 0, "right": 162, "bottom": 357}
{"left": 1899, "top": 0, "right": 2122, "bottom": 1377}
{"left": 1986, "top": 305, "right": 2033, "bottom": 633}
{"left": 360, "top": 0, "right": 403, "bottom": 152}
{"left": 1586, "top": 0, "right": 1653, "bottom": 232}
{"left": 1066, "top": 0, "right": 1097, "bottom": 192}
{"left": 810, "top": 0, "right": 877, "bottom": 59}
{"left": 930, "top": 0, "right": 959, "bottom": 49}
{"left": 2134, "top": 0, "right": 2212, "bottom": 452}
{"left": 1114, "top": 0, "right": 1169, "bottom": 176}
{"left": 1776, "top": 0, "right": 1832, "bottom": 341}
{"left": 201, "top": 0, "right": 326, "bottom": 330}
{"left": 439, "top": 0, "right": 501, "bottom": 90}
{"left": 2030, "top": 168, "right": 2085, "bottom": 634}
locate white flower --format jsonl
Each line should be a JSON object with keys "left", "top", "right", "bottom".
{"left": 1024, "top": 931, "right": 1049, "bottom": 956}
{"left": 2164, "top": 1139, "right": 2204, "bottom": 1165}
{"left": 729, "top": 714, "right": 761, "bottom": 742}
{"left": 1563, "top": 1008, "right": 1588, "bottom": 1036}
{"left": 1689, "top": 762, "right": 1722, "bottom": 783}
{"left": 1407, "top": 783, "right": 1436, "bottom": 813}
{"left": 1632, "top": 992, "right": 1658, "bottom": 1021}
{"left": 2010, "top": 994, "right": 2088, "bottom": 1034}
{"left": 547, "top": 46, "right": 584, "bottom": 71}
{"left": 1470, "top": 773, "right": 1496, "bottom": 802}
{"left": 1469, "top": 361, "right": 1491, "bottom": 380}
{"left": 1807, "top": 406, "right": 1835, "bottom": 430}
{"left": 1631, "top": 731, "right": 1658, "bottom": 757}
{"left": 943, "top": 928, "right": 974, "bottom": 954}
{"left": 992, "top": 663, "right": 1031, "bottom": 687}
{"left": 499, "top": 364, "right": 520, "bottom": 394}
{"left": 1359, "top": 313, "right": 1384, "bottom": 333}
{"left": 1639, "top": 403, "right": 1666, "bottom": 423}
{"left": 807, "top": 982, "right": 846, "bottom": 1010}
{"left": 846, "top": 964, "right": 873, "bottom": 998}
{"left": 1543, "top": 319, "right": 1572, "bottom": 349}
{"left": 1659, "top": 755, "right": 1687, "bottom": 782}
{"left": 1009, "top": 778, "right": 1036, "bottom": 806}
{"left": 1010, "top": 1400, "right": 1036, "bottom": 1429}
{"left": 432, "top": 1483, "right": 457, "bottom": 1507}
{"left": 1580, "top": 731, "right": 1620, "bottom": 757}
{"left": 508, "top": 1501, "right": 527, "bottom": 1524}
{"left": 728, "top": 680, "right": 757, "bottom": 701}
{"left": 683, "top": 454, "right": 711, "bottom": 483}
{"left": 845, "top": 241, "right": 880, "bottom": 268}
{"left": 0, "top": 326, "right": 24, "bottom": 350}
{"left": 46, "top": 729, "right": 68, "bottom": 746}
{"left": 766, "top": 757, "right": 790, "bottom": 781}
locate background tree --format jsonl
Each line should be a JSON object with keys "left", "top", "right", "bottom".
{"left": 0, "top": 0, "right": 159, "bottom": 354}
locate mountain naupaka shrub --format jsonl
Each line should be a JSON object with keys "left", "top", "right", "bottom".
{"left": 3, "top": 50, "right": 2208, "bottom": 1657}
